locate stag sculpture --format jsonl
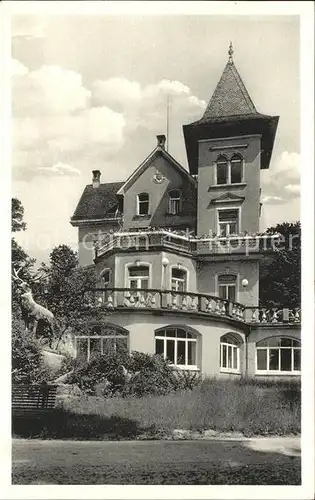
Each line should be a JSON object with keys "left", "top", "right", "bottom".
{"left": 12, "top": 267, "right": 55, "bottom": 347}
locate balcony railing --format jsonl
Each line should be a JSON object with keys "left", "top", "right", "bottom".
{"left": 84, "top": 288, "right": 300, "bottom": 325}
{"left": 95, "top": 230, "right": 280, "bottom": 258}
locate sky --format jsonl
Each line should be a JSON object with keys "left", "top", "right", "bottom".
{"left": 11, "top": 13, "right": 300, "bottom": 264}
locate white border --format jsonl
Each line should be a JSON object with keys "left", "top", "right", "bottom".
{"left": 1, "top": 2, "right": 314, "bottom": 499}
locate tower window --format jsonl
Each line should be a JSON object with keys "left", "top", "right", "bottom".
{"left": 216, "top": 156, "right": 228, "bottom": 185}
{"left": 230, "top": 154, "right": 243, "bottom": 183}
{"left": 218, "top": 209, "right": 239, "bottom": 236}
{"left": 137, "top": 193, "right": 149, "bottom": 215}
{"left": 216, "top": 154, "right": 243, "bottom": 185}
{"left": 168, "top": 189, "right": 181, "bottom": 215}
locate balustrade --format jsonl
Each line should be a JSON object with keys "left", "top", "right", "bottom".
{"left": 245, "top": 307, "right": 301, "bottom": 324}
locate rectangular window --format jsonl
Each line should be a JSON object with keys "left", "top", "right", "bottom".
{"left": 280, "top": 348, "right": 292, "bottom": 371}
{"left": 257, "top": 349, "right": 267, "bottom": 370}
{"left": 128, "top": 266, "right": 149, "bottom": 289}
{"left": 269, "top": 349, "right": 279, "bottom": 370}
{"left": 171, "top": 268, "right": 187, "bottom": 292}
{"left": 137, "top": 193, "right": 149, "bottom": 215}
{"left": 216, "top": 161, "right": 228, "bottom": 184}
{"left": 166, "top": 339, "right": 175, "bottom": 363}
{"left": 218, "top": 209, "right": 239, "bottom": 236}
{"left": 294, "top": 349, "right": 301, "bottom": 371}
{"left": 155, "top": 338, "right": 164, "bottom": 356}
{"left": 218, "top": 274, "right": 237, "bottom": 302}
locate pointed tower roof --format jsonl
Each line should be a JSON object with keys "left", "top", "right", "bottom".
{"left": 201, "top": 58, "right": 257, "bottom": 122}
{"left": 183, "top": 44, "right": 279, "bottom": 173}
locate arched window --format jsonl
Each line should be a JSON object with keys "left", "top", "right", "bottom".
{"left": 218, "top": 274, "right": 237, "bottom": 301}
{"left": 137, "top": 193, "right": 149, "bottom": 215}
{"left": 216, "top": 155, "right": 228, "bottom": 185}
{"left": 128, "top": 265, "right": 149, "bottom": 289}
{"left": 216, "top": 154, "right": 244, "bottom": 185}
{"left": 168, "top": 189, "right": 181, "bottom": 215}
{"left": 155, "top": 327, "right": 198, "bottom": 368}
{"left": 256, "top": 337, "right": 301, "bottom": 373}
{"left": 99, "top": 268, "right": 110, "bottom": 288}
{"left": 75, "top": 324, "right": 129, "bottom": 362}
{"left": 220, "top": 333, "right": 241, "bottom": 372}
{"left": 171, "top": 267, "right": 187, "bottom": 292}
{"left": 230, "top": 154, "right": 243, "bottom": 184}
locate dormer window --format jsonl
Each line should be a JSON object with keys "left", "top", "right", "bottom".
{"left": 168, "top": 189, "right": 181, "bottom": 215}
{"left": 137, "top": 193, "right": 149, "bottom": 215}
{"left": 216, "top": 154, "right": 243, "bottom": 185}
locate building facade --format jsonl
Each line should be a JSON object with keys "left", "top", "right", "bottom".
{"left": 70, "top": 48, "right": 301, "bottom": 379}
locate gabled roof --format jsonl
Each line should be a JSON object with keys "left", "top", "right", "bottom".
{"left": 209, "top": 192, "right": 245, "bottom": 203}
{"left": 117, "top": 145, "right": 196, "bottom": 195}
{"left": 71, "top": 182, "right": 124, "bottom": 223}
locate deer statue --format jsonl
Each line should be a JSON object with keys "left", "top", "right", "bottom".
{"left": 12, "top": 267, "right": 55, "bottom": 347}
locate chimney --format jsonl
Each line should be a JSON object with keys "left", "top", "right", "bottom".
{"left": 92, "top": 170, "right": 101, "bottom": 188}
{"left": 156, "top": 134, "right": 166, "bottom": 149}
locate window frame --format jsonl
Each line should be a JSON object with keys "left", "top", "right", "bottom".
{"left": 75, "top": 332, "right": 129, "bottom": 362}
{"left": 217, "top": 274, "right": 238, "bottom": 302}
{"left": 137, "top": 192, "right": 150, "bottom": 216}
{"left": 255, "top": 337, "right": 301, "bottom": 375}
{"left": 220, "top": 334, "right": 241, "bottom": 373}
{"left": 155, "top": 327, "right": 198, "bottom": 370}
{"left": 215, "top": 154, "right": 244, "bottom": 186}
{"left": 168, "top": 189, "right": 181, "bottom": 215}
{"left": 217, "top": 207, "right": 241, "bottom": 236}
{"left": 170, "top": 266, "right": 188, "bottom": 292}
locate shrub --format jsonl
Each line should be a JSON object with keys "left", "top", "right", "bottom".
{"left": 67, "top": 351, "right": 201, "bottom": 397}
{"left": 12, "top": 318, "right": 52, "bottom": 384}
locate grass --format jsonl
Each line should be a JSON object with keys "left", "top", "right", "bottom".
{"left": 12, "top": 377, "right": 300, "bottom": 439}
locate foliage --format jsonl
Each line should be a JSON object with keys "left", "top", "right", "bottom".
{"left": 12, "top": 198, "right": 27, "bottom": 233}
{"left": 37, "top": 245, "right": 97, "bottom": 349}
{"left": 66, "top": 350, "right": 201, "bottom": 397}
{"left": 260, "top": 221, "right": 301, "bottom": 307}
{"left": 11, "top": 199, "right": 36, "bottom": 314}
{"left": 11, "top": 318, "right": 51, "bottom": 384}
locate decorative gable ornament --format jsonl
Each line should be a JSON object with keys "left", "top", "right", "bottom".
{"left": 153, "top": 171, "right": 166, "bottom": 184}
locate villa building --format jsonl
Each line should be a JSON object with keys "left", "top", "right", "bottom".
{"left": 70, "top": 46, "right": 301, "bottom": 378}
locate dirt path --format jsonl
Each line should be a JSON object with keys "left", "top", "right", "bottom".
{"left": 12, "top": 437, "right": 300, "bottom": 485}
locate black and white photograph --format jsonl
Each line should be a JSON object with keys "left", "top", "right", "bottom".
{"left": 1, "top": 1, "right": 314, "bottom": 497}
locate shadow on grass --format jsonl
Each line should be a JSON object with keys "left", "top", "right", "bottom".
{"left": 12, "top": 409, "right": 153, "bottom": 440}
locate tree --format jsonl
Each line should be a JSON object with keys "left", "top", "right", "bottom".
{"left": 259, "top": 221, "right": 301, "bottom": 308}
{"left": 11, "top": 198, "right": 35, "bottom": 314}
{"left": 38, "top": 245, "right": 97, "bottom": 350}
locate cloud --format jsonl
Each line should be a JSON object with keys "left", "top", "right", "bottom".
{"left": 91, "top": 76, "right": 206, "bottom": 132}
{"left": 13, "top": 64, "right": 91, "bottom": 116}
{"left": 262, "top": 195, "right": 284, "bottom": 205}
{"left": 284, "top": 184, "right": 300, "bottom": 196}
{"left": 38, "top": 162, "right": 81, "bottom": 177}
{"left": 11, "top": 58, "right": 29, "bottom": 77}
{"left": 11, "top": 16, "right": 47, "bottom": 39}
{"left": 261, "top": 151, "right": 300, "bottom": 207}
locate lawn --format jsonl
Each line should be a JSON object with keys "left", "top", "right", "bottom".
{"left": 12, "top": 378, "right": 301, "bottom": 439}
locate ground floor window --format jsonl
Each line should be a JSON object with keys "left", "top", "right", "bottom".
{"left": 220, "top": 333, "right": 240, "bottom": 372}
{"left": 256, "top": 337, "right": 301, "bottom": 374}
{"left": 76, "top": 327, "right": 128, "bottom": 362}
{"left": 155, "top": 327, "right": 198, "bottom": 368}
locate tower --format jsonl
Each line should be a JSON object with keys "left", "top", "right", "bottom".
{"left": 183, "top": 43, "right": 279, "bottom": 237}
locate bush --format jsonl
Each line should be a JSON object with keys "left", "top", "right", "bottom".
{"left": 12, "top": 318, "right": 52, "bottom": 384}
{"left": 67, "top": 351, "right": 201, "bottom": 397}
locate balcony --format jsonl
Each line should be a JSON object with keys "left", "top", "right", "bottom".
{"left": 95, "top": 229, "right": 280, "bottom": 259}
{"left": 84, "top": 288, "right": 301, "bottom": 325}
